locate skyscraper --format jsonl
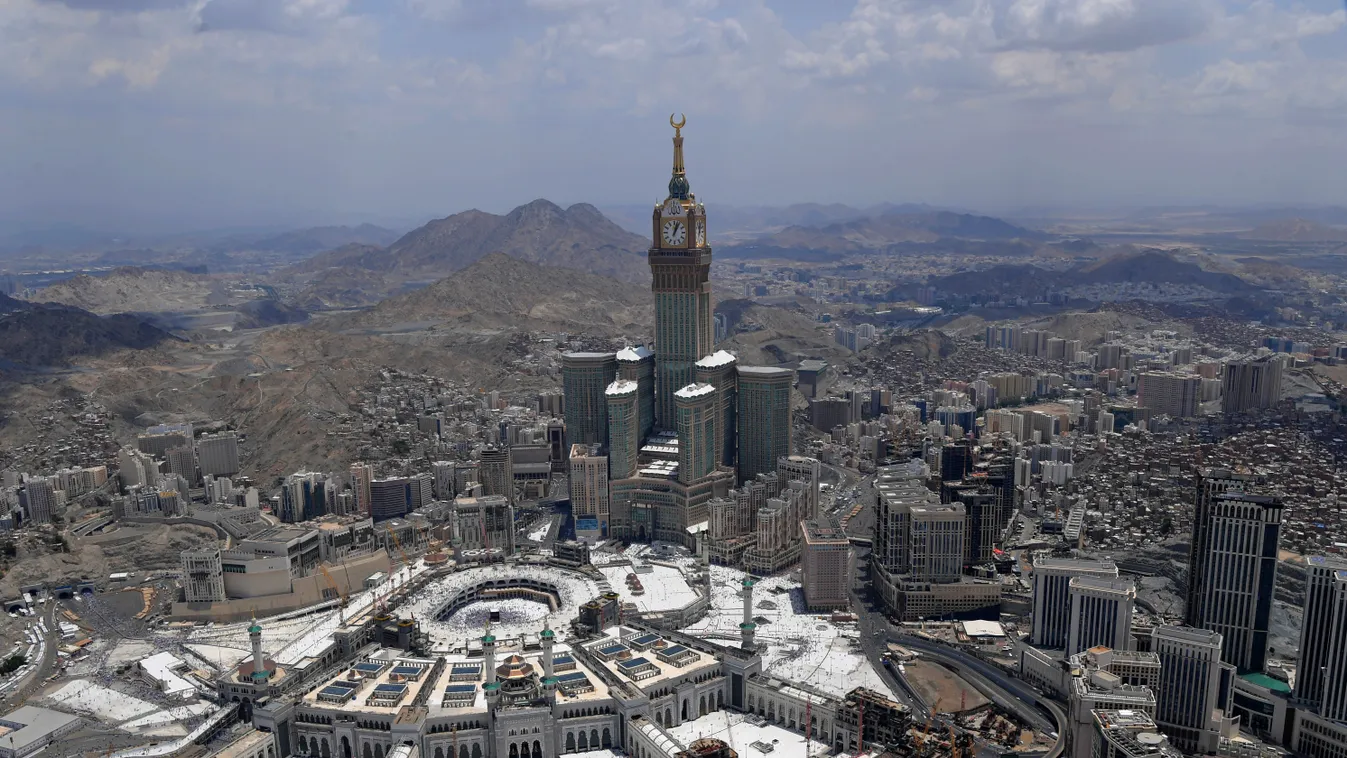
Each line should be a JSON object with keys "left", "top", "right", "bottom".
{"left": 907, "top": 503, "right": 966, "bottom": 583}
{"left": 674, "top": 383, "right": 718, "bottom": 485}
{"left": 777, "top": 455, "right": 821, "bottom": 519}
{"left": 478, "top": 446, "right": 514, "bottom": 504}
{"left": 801, "top": 517, "right": 851, "bottom": 611}
{"left": 1188, "top": 490, "right": 1283, "bottom": 673}
{"left": 605, "top": 380, "right": 640, "bottom": 480}
{"left": 562, "top": 352, "right": 618, "bottom": 447}
{"left": 1221, "top": 356, "right": 1283, "bottom": 414}
{"left": 1032, "top": 558, "right": 1120, "bottom": 649}
{"left": 650, "top": 116, "right": 714, "bottom": 428}
{"left": 735, "top": 366, "right": 793, "bottom": 483}
{"left": 19, "top": 479, "right": 55, "bottom": 525}
{"left": 1137, "top": 372, "right": 1201, "bottom": 418}
{"left": 197, "top": 431, "right": 241, "bottom": 477}
{"left": 1185, "top": 468, "right": 1261, "bottom": 626}
{"left": 349, "top": 462, "right": 374, "bottom": 517}
{"left": 1151, "top": 626, "right": 1235, "bottom": 754}
{"left": 568, "top": 444, "right": 610, "bottom": 534}
{"left": 1067, "top": 576, "right": 1136, "bottom": 657}
{"left": 1295, "top": 555, "right": 1347, "bottom": 711}
{"left": 616, "top": 345, "right": 656, "bottom": 441}
{"left": 694, "top": 350, "right": 737, "bottom": 468}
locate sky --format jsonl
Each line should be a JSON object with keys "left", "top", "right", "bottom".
{"left": 2, "top": 0, "right": 1346, "bottom": 233}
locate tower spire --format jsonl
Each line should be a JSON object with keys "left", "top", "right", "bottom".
{"left": 669, "top": 113, "right": 690, "bottom": 200}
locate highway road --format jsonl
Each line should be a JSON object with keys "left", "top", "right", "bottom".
{"left": 841, "top": 476, "right": 1067, "bottom": 758}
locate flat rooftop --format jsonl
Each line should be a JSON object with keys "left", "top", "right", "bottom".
{"left": 0, "top": 706, "right": 81, "bottom": 752}
{"left": 667, "top": 709, "right": 829, "bottom": 758}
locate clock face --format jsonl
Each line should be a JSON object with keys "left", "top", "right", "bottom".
{"left": 662, "top": 220, "right": 687, "bottom": 246}
{"left": 663, "top": 198, "right": 685, "bottom": 217}
{"left": 696, "top": 219, "right": 706, "bottom": 246}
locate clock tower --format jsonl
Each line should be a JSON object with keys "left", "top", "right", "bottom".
{"left": 650, "top": 114, "right": 714, "bottom": 430}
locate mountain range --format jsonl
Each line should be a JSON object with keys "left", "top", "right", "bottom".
{"left": 0, "top": 294, "right": 177, "bottom": 368}
{"left": 931, "top": 250, "right": 1259, "bottom": 298}
{"left": 333, "top": 252, "right": 652, "bottom": 335}
{"left": 1238, "top": 218, "right": 1347, "bottom": 243}
{"left": 288, "top": 200, "right": 650, "bottom": 287}
{"left": 720, "top": 210, "right": 1042, "bottom": 260}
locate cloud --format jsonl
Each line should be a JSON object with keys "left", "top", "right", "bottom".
{"left": 996, "top": 0, "right": 1215, "bottom": 53}
{"left": 2, "top": 0, "right": 1347, "bottom": 231}
{"left": 198, "top": 0, "right": 349, "bottom": 34}
{"left": 35, "top": 0, "right": 190, "bottom": 10}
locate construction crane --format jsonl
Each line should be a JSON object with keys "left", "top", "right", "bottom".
{"left": 947, "top": 725, "right": 959, "bottom": 758}
{"left": 318, "top": 564, "right": 348, "bottom": 607}
{"left": 386, "top": 524, "right": 411, "bottom": 572}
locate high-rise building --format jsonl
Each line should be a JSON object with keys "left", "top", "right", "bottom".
{"left": 801, "top": 517, "right": 851, "bottom": 611}
{"left": 907, "top": 503, "right": 965, "bottom": 583}
{"left": 616, "top": 346, "right": 655, "bottom": 441}
{"left": 649, "top": 118, "right": 714, "bottom": 429}
{"left": 1221, "top": 356, "right": 1283, "bottom": 414}
{"left": 1032, "top": 558, "right": 1119, "bottom": 649}
{"left": 694, "top": 350, "right": 737, "bottom": 468}
{"left": 1317, "top": 570, "right": 1347, "bottom": 724}
{"left": 18, "top": 479, "right": 55, "bottom": 525}
{"left": 1187, "top": 489, "right": 1283, "bottom": 673}
{"left": 451, "top": 495, "right": 515, "bottom": 555}
{"left": 180, "top": 548, "right": 226, "bottom": 603}
{"left": 349, "top": 463, "right": 374, "bottom": 517}
{"left": 280, "top": 472, "right": 327, "bottom": 523}
{"left": 568, "top": 444, "right": 610, "bottom": 534}
{"left": 197, "top": 432, "right": 241, "bottom": 477}
{"left": 1151, "top": 626, "right": 1236, "bottom": 754}
{"left": 136, "top": 424, "right": 192, "bottom": 459}
{"left": 777, "top": 455, "right": 821, "bottom": 519}
{"left": 605, "top": 380, "right": 640, "bottom": 481}
{"left": 369, "top": 477, "right": 413, "bottom": 522}
{"left": 1137, "top": 372, "right": 1201, "bottom": 418}
{"left": 478, "top": 446, "right": 514, "bottom": 504}
{"left": 674, "top": 383, "right": 718, "bottom": 485}
{"left": 1185, "top": 468, "right": 1260, "bottom": 627}
{"left": 118, "top": 446, "right": 157, "bottom": 490}
{"left": 1067, "top": 576, "right": 1136, "bottom": 657}
{"left": 940, "top": 440, "right": 972, "bottom": 483}
{"left": 957, "top": 490, "right": 997, "bottom": 567}
{"left": 735, "top": 366, "right": 793, "bottom": 483}
{"left": 1091, "top": 711, "right": 1183, "bottom": 758}
{"left": 1296, "top": 555, "right": 1347, "bottom": 712}
{"left": 432, "top": 461, "right": 456, "bottom": 501}
{"left": 562, "top": 352, "right": 618, "bottom": 447}
{"left": 166, "top": 445, "right": 198, "bottom": 486}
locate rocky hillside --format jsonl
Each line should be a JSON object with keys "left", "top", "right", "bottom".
{"left": 722, "top": 210, "right": 1041, "bottom": 259}
{"left": 336, "top": 252, "right": 653, "bottom": 334}
{"left": 289, "top": 200, "right": 650, "bottom": 284}
{"left": 1240, "top": 218, "right": 1347, "bottom": 242}
{"left": 0, "top": 294, "right": 178, "bottom": 368}
{"left": 28, "top": 267, "right": 216, "bottom": 314}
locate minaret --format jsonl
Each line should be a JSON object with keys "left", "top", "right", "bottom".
{"left": 248, "top": 615, "right": 268, "bottom": 682}
{"left": 650, "top": 114, "right": 714, "bottom": 429}
{"left": 482, "top": 621, "right": 498, "bottom": 684}
{"left": 740, "top": 577, "right": 756, "bottom": 650}
{"left": 541, "top": 623, "right": 556, "bottom": 679}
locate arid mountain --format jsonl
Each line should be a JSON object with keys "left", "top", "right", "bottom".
{"left": 289, "top": 200, "right": 650, "bottom": 284}
{"left": 335, "top": 253, "right": 653, "bottom": 335}
{"left": 932, "top": 250, "right": 1257, "bottom": 300}
{"left": 1239, "top": 218, "right": 1347, "bottom": 242}
{"left": 241, "top": 223, "right": 400, "bottom": 256}
{"left": 1072, "top": 250, "right": 1255, "bottom": 290}
{"left": 722, "top": 211, "right": 1041, "bottom": 259}
{"left": 26, "top": 266, "right": 216, "bottom": 314}
{"left": 0, "top": 294, "right": 177, "bottom": 368}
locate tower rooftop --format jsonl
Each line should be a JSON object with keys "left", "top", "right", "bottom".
{"left": 617, "top": 346, "right": 654, "bottom": 362}
{"left": 695, "top": 350, "right": 736, "bottom": 368}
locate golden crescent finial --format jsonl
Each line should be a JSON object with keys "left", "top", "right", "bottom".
{"left": 670, "top": 113, "right": 686, "bottom": 132}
